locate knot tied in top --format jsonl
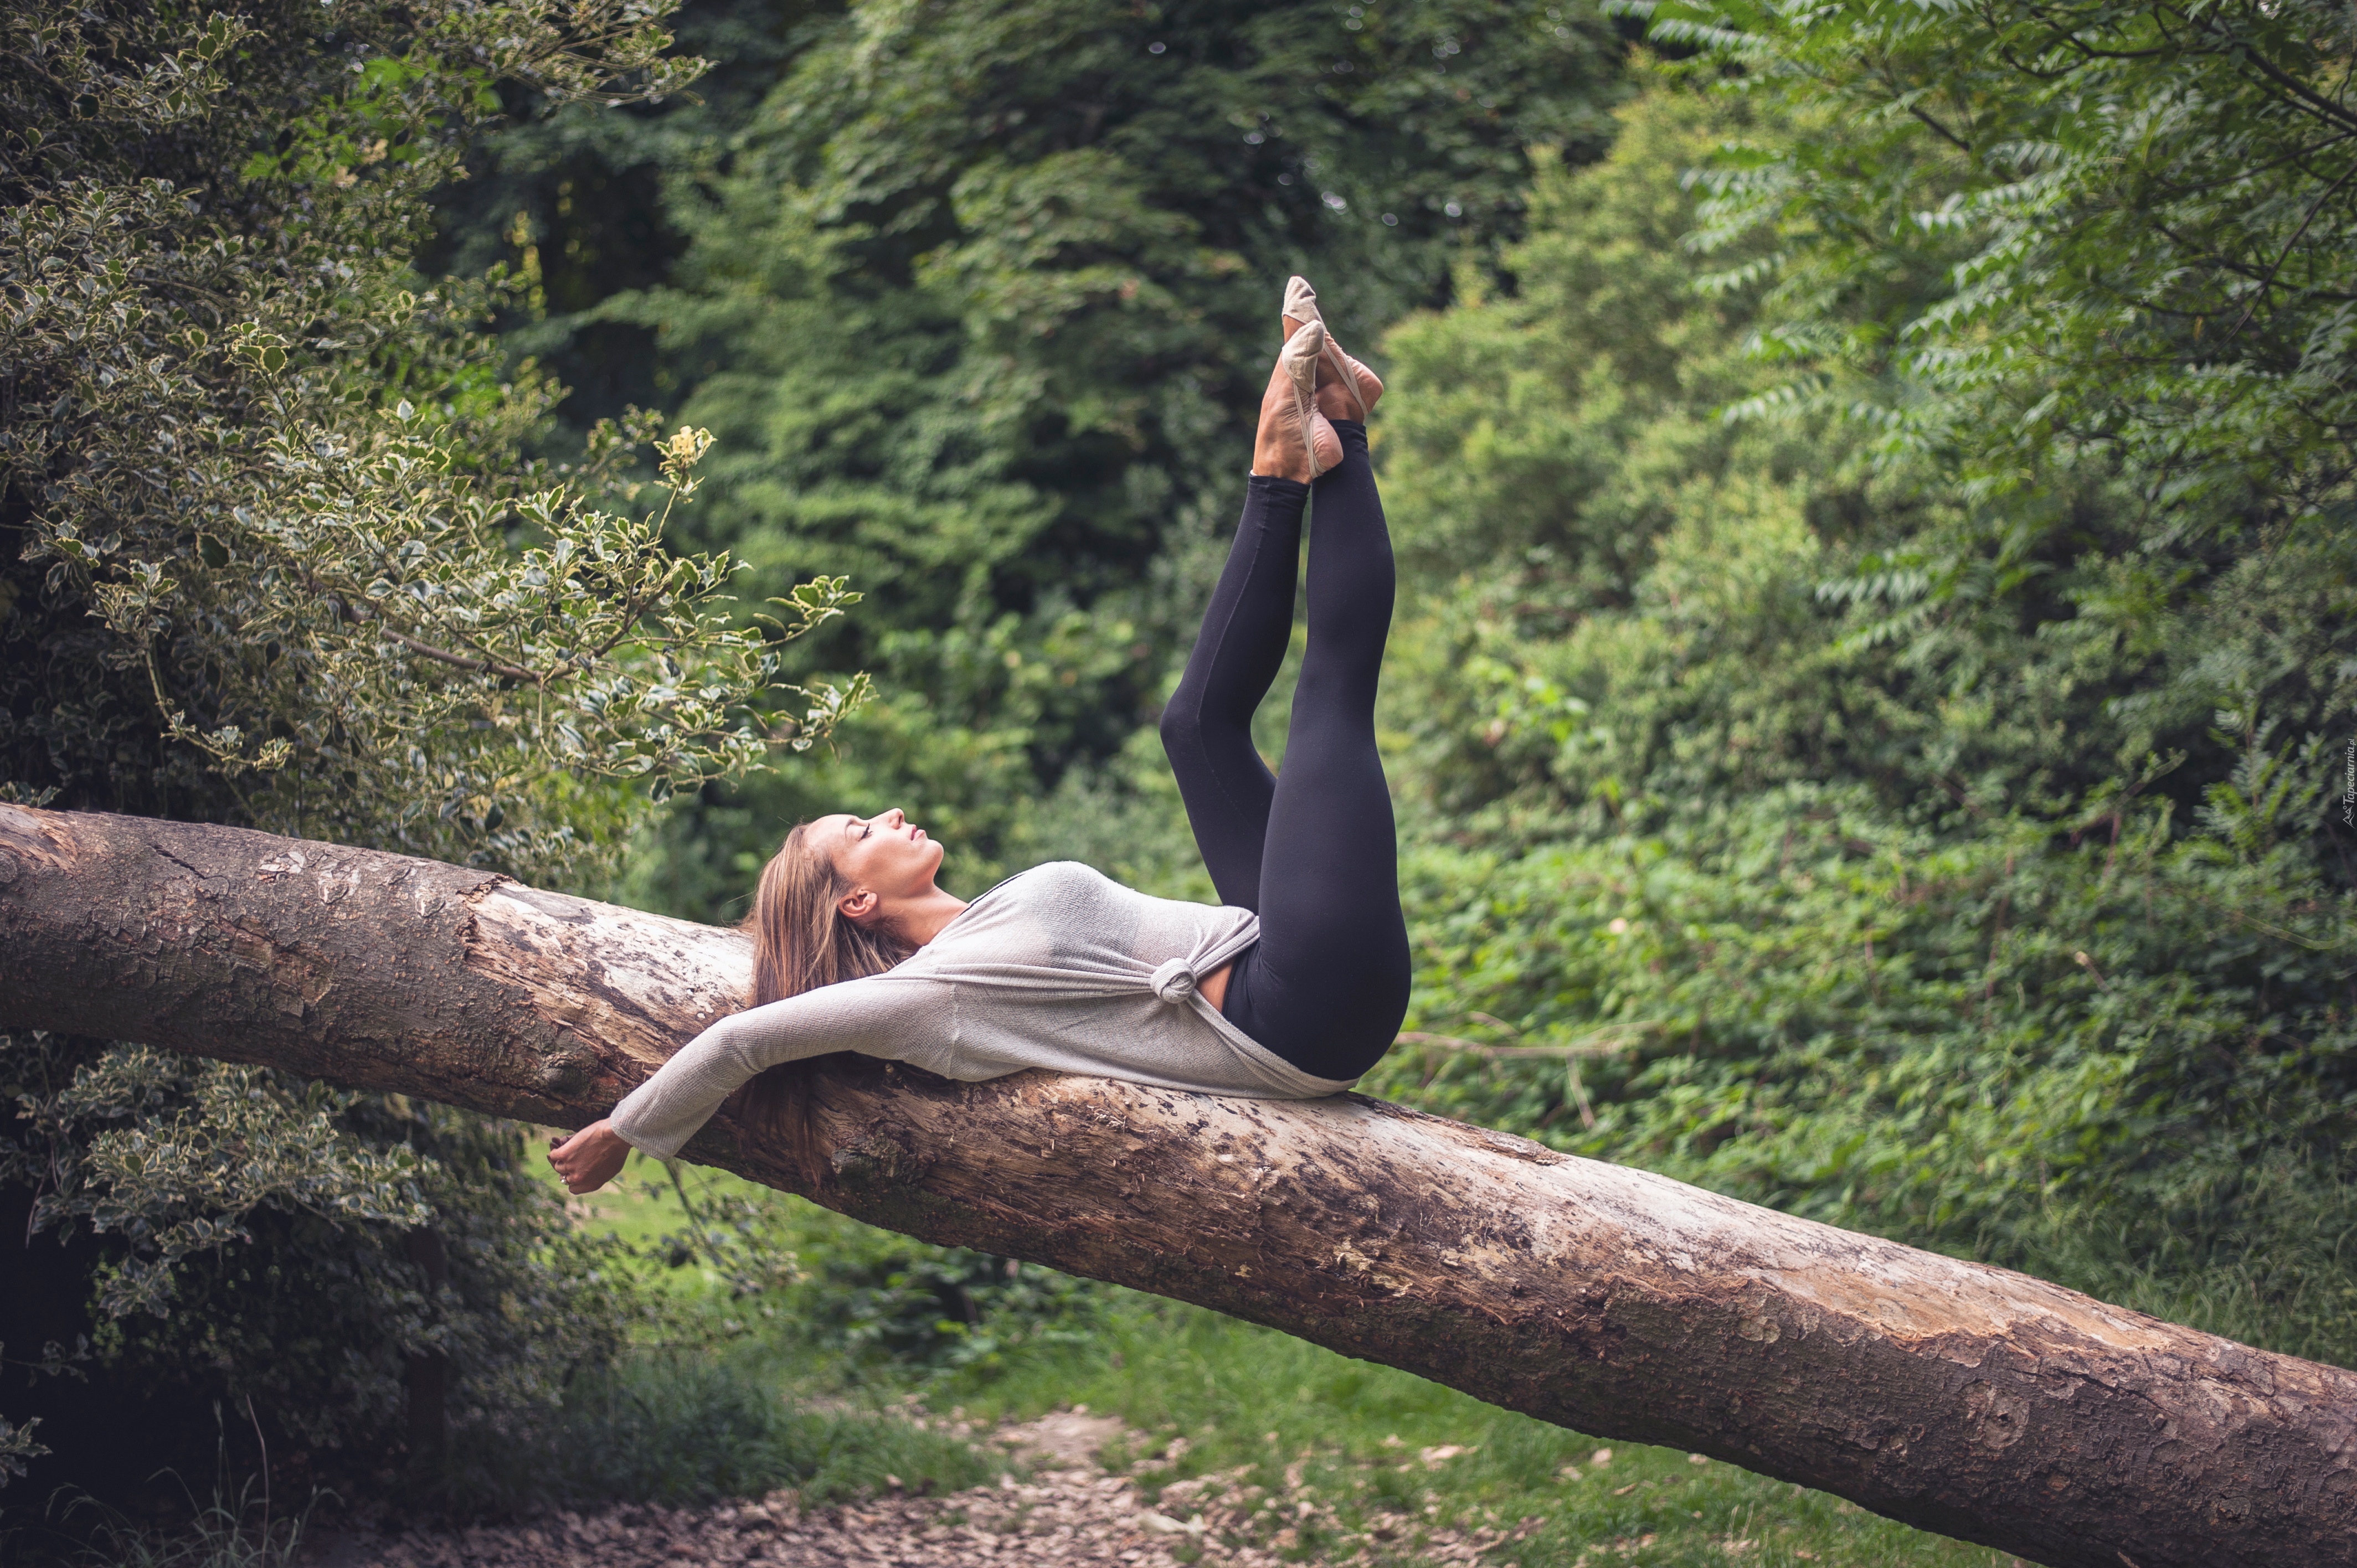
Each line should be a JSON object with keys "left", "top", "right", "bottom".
{"left": 1150, "top": 958, "right": 1198, "bottom": 1004}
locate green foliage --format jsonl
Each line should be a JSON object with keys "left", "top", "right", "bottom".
{"left": 1, "top": 1038, "right": 645, "bottom": 1479}
{"left": 1656, "top": 0, "right": 2357, "bottom": 510}
{"left": 1, "top": 12, "right": 854, "bottom": 862}
{"left": 0, "top": 0, "right": 846, "bottom": 1506}
{"left": 0, "top": 1425, "right": 39, "bottom": 1492}
{"left": 804, "top": 1246, "right": 1107, "bottom": 1376}
{"left": 619, "top": 1160, "right": 811, "bottom": 1302}
{"left": 17, "top": 1049, "right": 430, "bottom": 1322}
{"left": 433, "top": 1338, "right": 999, "bottom": 1516}
{"left": 1363, "top": 70, "right": 2357, "bottom": 1363}
{"left": 1643, "top": 0, "right": 2357, "bottom": 778}
{"left": 555, "top": 1155, "right": 1109, "bottom": 1376}
{"left": 429, "top": 0, "right": 1630, "bottom": 903}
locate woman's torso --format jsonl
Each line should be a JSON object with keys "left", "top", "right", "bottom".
{"left": 893, "top": 862, "right": 1350, "bottom": 1098}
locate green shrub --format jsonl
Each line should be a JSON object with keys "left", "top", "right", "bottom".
{"left": 430, "top": 1337, "right": 998, "bottom": 1516}
{"left": 1361, "top": 74, "right": 2357, "bottom": 1364}
{"left": 804, "top": 1246, "right": 1108, "bottom": 1375}
{"left": 0, "top": 0, "right": 839, "bottom": 1507}
{"left": 0, "top": 1058, "right": 644, "bottom": 1502}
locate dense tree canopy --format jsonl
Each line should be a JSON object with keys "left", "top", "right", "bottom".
{"left": 1358, "top": 7, "right": 2357, "bottom": 1363}
{"left": 427, "top": 0, "right": 1628, "bottom": 903}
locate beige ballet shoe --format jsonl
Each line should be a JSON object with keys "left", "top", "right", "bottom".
{"left": 1280, "top": 275, "right": 1382, "bottom": 421}
{"left": 1253, "top": 320, "right": 1342, "bottom": 481}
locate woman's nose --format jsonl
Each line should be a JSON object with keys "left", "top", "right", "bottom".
{"left": 884, "top": 807, "right": 906, "bottom": 827}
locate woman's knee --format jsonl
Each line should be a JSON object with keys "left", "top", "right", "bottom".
{"left": 1157, "top": 690, "right": 1203, "bottom": 759}
{"left": 1161, "top": 684, "right": 1247, "bottom": 760}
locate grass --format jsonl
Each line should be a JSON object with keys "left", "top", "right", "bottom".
{"left": 430, "top": 1337, "right": 997, "bottom": 1518}
{"left": 534, "top": 1151, "right": 2025, "bottom": 1566}
{"left": 550, "top": 1146, "right": 749, "bottom": 1261}
{"left": 3, "top": 1468, "right": 323, "bottom": 1568}
{"left": 404, "top": 1144, "right": 1000, "bottom": 1517}
{"left": 930, "top": 1299, "right": 2019, "bottom": 1568}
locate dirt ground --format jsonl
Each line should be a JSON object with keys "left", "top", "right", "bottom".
{"left": 305, "top": 1410, "right": 1529, "bottom": 1568}
{"left": 305, "top": 1411, "right": 1175, "bottom": 1568}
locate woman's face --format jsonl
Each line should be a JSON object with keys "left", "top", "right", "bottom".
{"left": 817, "top": 807, "right": 945, "bottom": 905}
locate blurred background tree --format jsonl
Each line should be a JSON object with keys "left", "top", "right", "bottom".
{"left": 1361, "top": 0, "right": 2357, "bottom": 1362}
{"left": 423, "top": 0, "right": 1629, "bottom": 911}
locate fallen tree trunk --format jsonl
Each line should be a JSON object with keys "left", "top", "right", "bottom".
{"left": 1, "top": 805, "right": 2349, "bottom": 1567}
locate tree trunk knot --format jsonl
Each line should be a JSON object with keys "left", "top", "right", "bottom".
{"left": 1962, "top": 1381, "right": 2028, "bottom": 1452}
{"left": 832, "top": 1131, "right": 925, "bottom": 1189}
{"left": 1151, "top": 959, "right": 1197, "bottom": 1004}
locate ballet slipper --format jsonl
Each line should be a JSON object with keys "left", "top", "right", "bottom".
{"left": 1280, "top": 275, "right": 1383, "bottom": 421}
{"left": 1253, "top": 320, "right": 1342, "bottom": 481}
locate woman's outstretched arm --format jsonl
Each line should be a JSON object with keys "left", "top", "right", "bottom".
{"left": 548, "top": 973, "right": 955, "bottom": 1192}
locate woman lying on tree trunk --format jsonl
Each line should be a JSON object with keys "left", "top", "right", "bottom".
{"left": 549, "top": 278, "right": 1406, "bottom": 1194}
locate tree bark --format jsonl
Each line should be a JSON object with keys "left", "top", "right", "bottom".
{"left": 2, "top": 805, "right": 2350, "bottom": 1568}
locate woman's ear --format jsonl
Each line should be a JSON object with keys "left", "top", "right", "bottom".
{"left": 837, "top": 886, "right": 879, "bottom": 924}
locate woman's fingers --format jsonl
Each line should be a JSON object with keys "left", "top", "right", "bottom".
{"left": 547, "top": 1121, "right": 626, "bottom": 1193}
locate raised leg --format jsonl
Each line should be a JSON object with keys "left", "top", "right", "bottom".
{"left": 1159, "top": 474, "right": 1306, "bottom": 910}
{"left": 1220, "top": 422, "right": 1411, "bottom": 1080}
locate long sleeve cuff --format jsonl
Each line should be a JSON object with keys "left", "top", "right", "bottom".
{"left": 608, "top": 1091, "right": 694, "bottom": 1160}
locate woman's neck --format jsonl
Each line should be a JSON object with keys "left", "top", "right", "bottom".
{"left": 889, "top": 888, "right": 969, "bottom": 948}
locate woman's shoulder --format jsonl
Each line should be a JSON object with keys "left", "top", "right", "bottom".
{"left": 1018, "top": 859, "right": 1118, "bottom": 890}
{"left": 979, "top": 863, "right": 1252, "bottom": 942}
{"left": 956, "top": 860, "right": 1111, "bottom": 924}
{"left": 953, "top": 861, "right": 1210, "bottom": 935}
{"left": 965, "top": 860, "right": 1114, "bottom": 906}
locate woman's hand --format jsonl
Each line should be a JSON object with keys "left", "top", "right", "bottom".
{"left": 548, "top": 1120, "right": 631, "bottom": 1194}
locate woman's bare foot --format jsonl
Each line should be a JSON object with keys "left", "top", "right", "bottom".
{"left": 1280, "top": 276, "right": 1384, "bottom": 422}
{"left": 1252, "top": 323, "right": 1342, "bottom": 480}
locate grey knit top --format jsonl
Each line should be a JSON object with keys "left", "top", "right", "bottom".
{"left": 608, "top": 862, "right": 1356, "bottom": 1158}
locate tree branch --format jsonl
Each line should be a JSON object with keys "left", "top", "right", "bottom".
{"left": 373, "top": 621, "right": 543, "bottom": 684}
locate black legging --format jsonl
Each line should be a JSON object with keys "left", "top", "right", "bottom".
{"left": 1158, "top": 421, "right": 1411, "bottom": 1081}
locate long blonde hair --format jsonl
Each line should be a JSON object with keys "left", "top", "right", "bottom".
{"left": 730, "top": 821, "right": 916, "bottom": 1180}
